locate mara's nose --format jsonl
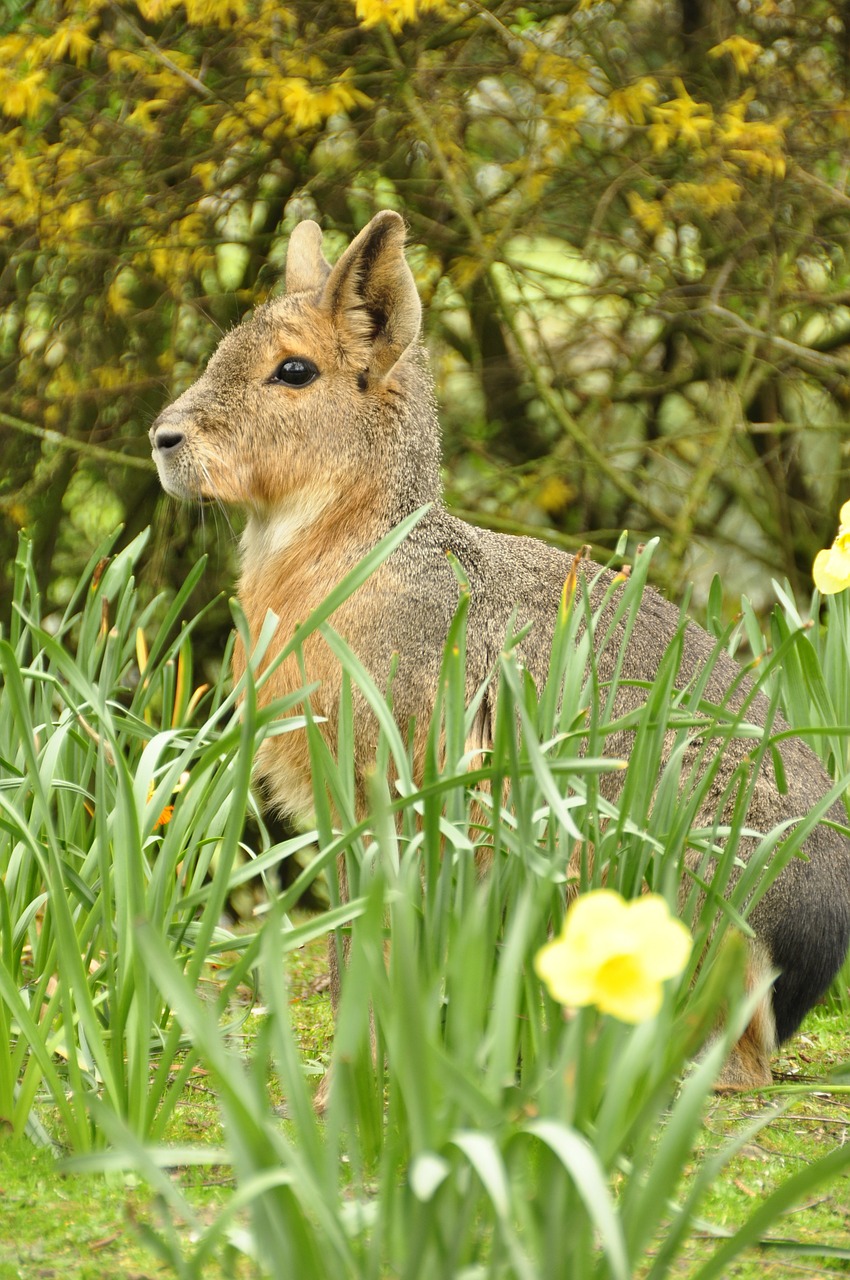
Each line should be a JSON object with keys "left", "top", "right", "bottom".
{"left": 150, "top": 421, "right": 186, "bottom": 456}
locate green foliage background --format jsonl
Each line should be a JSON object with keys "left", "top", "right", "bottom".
{"left": 2, "top": 0, "right": 850, "bottom": 654}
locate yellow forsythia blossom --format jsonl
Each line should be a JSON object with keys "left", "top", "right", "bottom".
{"left": 627, "top": 191, "right": 665, "bottom": 235}
{"left": 668, "top": 177, "right": 741, "bottom": 215}
{"left": 0, "top": 68, "right": 57, "bottom": 120}
{"left": 535, "top": 889, "right": 692, "bottom": 1024}
{"left": 353, "top": 0, "right": 449, "bottom": 33}
{"left": 709, "top": 36, "right": 763, "bottom": 77}
{"left": 537, "top": 475, "right": 574, "bottom": 515}
{"left": 717, "top": 96, "right": 787, "bottom": 179}
{"left": 136, "top": 0, "right": 249, "bottom": 22}
{"left": 34, "top": 22, "right": 95, "bottom": 67}
{"left": 608, "top": 77, "right": 658, "bottom": 126}
{"left": 647, "top": 79, "right": 713, "bottom": 154}
{"left": 813, "top": 500, "right": 850, "bottom": 595}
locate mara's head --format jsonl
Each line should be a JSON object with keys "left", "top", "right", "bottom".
{"left": 150, "top": 210, "right": 441, "bottom": 518}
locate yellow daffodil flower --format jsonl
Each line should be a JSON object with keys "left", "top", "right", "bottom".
{"left": 813, "top": 500, "right": 850, "bottom": 595}
{"left": 535, "top": 889, "right": 692, "bottom": 1023}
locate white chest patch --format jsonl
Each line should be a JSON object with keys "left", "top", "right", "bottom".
{"left": 241, "top": 486, "right": 335, "bottom": 562}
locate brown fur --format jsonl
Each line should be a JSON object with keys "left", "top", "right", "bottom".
{"left": 712, "top": 942, "right": 776, "bottom": 1091}
{"left": 150, "top": 210, "right": 850, "bottom": 1094}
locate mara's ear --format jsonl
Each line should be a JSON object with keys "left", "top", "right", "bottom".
{"left": 285, "top": 220, "right": 331, "bottom": 294}
{"left": 320, "top": 210, "right": 421, "bottom": 382}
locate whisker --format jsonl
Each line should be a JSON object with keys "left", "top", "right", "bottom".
{"left": 188, "top": 298, "right": 228, "bottom": 341}
{"left": 197, "top": 458, "right": 236, "bottom": 541}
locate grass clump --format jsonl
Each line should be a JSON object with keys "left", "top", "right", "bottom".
{"left": 0, "top": 527, "right": 306, "bottom": 1151}
{"left": 2, "top": 526, "right": 850, "bottom": 1276}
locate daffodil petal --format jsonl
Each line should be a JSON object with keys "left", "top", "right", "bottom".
{"left": 626, "top": 896, "right": 693, "bottom": 980}
{"left": 814, "top": 548, "right": 850, "bottom": 595}
{"left": 594, "top": 961, "right": 664, "bottom": 1023}
{"left": 534, "top": 937, "right": 597, "bottom": 1006}
{"left": 827, "top": 543, "right": 850, "bottom": 574}
{"left": 563, "top": 889, "right": 630, "bottom": 934}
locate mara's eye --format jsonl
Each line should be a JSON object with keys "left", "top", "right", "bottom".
{"left": 270, "top": 357, "right": 319, "bottom": 387}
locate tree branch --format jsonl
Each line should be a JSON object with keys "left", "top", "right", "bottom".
{"left": 0, "top": 411, "right": 155, "bottom": 472}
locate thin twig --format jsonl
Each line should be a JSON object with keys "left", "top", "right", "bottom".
{"left": 703, "top": 305, "right": 850, "bottom": 373}
{"left": 0, "top": 411, "right": 155, "bottom": 472}
{"left": 106, "top": 0, "right": 213, "bottom": 98}
{"left": 791, "top": 160, "right": 850, "bottom": 210}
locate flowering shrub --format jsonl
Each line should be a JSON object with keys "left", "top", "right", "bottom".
{"left": 534, "top": 889, "right": 692, "bottom": 1024}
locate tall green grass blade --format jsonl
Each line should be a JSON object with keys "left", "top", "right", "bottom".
{"left": 522, "top": 1119, "right": 629, "bottom": 1280}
